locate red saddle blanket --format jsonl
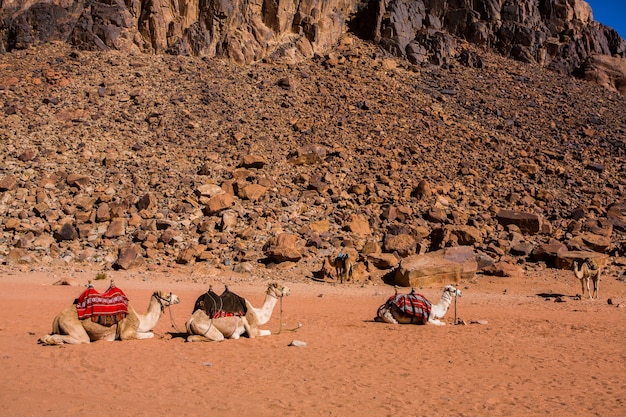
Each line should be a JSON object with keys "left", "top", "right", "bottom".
{"left": 387, "top": 291, "right": 432, "bottom": 321}
{"left": 75, "top": 285, "right": 129, "bottom": 325}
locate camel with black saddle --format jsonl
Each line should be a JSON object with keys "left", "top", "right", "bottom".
{"left": 39, "top": 280, "right": 180, "bottom": 345}
{"left": 185, "top": 282, "right": 290, "bottom": 342}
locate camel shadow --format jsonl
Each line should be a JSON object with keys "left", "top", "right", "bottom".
{"left": 536, "top": 293, "right": 580, "bottom": 301}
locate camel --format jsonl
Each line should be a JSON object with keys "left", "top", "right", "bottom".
{"left": 332, "top": 251, "right": 353, "bottom": 283}
{"left": 185, "top": 282, "right": 290, "bottom": 342}
{"left": 573, "top": 258, "right": 601, "bottom": 299}
{"left": 38, "top": 290, "right": 180, "bottom": 345}
{"left": 376, "top": 285, "right": 462, "bottom": 326}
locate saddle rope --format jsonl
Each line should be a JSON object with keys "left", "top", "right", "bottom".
{"left": 276, "top": 296, "right": 301, "bottom": 334}
{"left": 200, "top": 286, "right": 223, "bottom": 338}
{"left": 153, "top": 291, "right": 182, "bottom": 334}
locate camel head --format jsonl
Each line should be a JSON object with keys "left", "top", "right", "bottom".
{"left": 153, "top": 291, "right": 181, "bottom": 309}
{"left": 443, "top": 285, "right": 462, "bottom": 298}
{"left": 266, "top": 282, "right": 291, "bottom": 298}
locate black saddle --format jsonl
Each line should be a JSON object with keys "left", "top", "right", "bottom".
{"left": 192, "top": 285, "right": 248, "bottom": 318}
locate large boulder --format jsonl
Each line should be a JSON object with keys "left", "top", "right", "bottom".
{"left": 555, "top": 250, "right": 609, "bottom": 270}
{"left": 394, "top": 246, "right": 477, "bottom": 288}
{"left": 262, "top": 233, "right": 302, "bottom": 263}
{"left": 580, "top": 55, "right": 626, "bottom": 95}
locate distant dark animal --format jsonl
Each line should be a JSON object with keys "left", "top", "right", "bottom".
{"left": 333, "top": 252, "right": 353, "bottom": 283}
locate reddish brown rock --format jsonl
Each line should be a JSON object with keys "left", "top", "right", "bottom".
{"left": 394, "top": 246, "right": 477, "bottom": 288}
{"left": 205, "top": 193, "right": 235, "bottom": 215}
{"left": 263, "top": 233, "right": 302, "bottom": 263}
{"left": 66, "top": 174, "right": 90, "bottom": 189}
{"left": 481, "top": 262, "right": 524, "bottom": 279}
{"left": 0, "top": 175, "right": 18, "bottom": 192}
{"left": 347, "top": 214, "right": 371, "bottom": 236}
{"left": 367, "top": 253, "right": 399, "bottom": 269}
{"left": 238, "top": 184, "right": 267, "bottom": 201}
{"left": 383, "top": 233, "right": 417, "bottom": 257}
{"left": 53, "top": 222, "right": 78, "bottom": 241}
{"left": 114, "top": 244, "right": 145, "bottom": 270}
{"left": 496, "top": 210, "right": 543, "bottom": 234}
{"left": 104, "top": 218, "right": 126, "bottom": 238}
{"left": 607, "top": 202, "right": 626, "bottom": 232}
{"left": 568, "top": 233, "right": 612, "bottom": 253}
{"left": 555, "top": 251, "right": 610, "bottom": 270}
{"left": 239, "top": 155, "right": 266, "bottom": 169}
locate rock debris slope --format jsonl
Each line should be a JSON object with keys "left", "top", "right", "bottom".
{"left": 0, "top": 36, "right": 625, "bottom": 283}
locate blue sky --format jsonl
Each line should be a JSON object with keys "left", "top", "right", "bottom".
{"left": 586, "top": 0, "right": 626, "bottom": 38}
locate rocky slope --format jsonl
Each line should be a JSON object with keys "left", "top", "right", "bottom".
{"left": 0, "top": 36, "right": 625, "bottom": 282}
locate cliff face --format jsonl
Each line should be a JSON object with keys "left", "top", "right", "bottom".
{"left": 1, "top": 0, "right": 625, "bottom": 88}
{"left": 359, "top": 0, "right": 625, "bottom": 72}
{"left": 0, "top": 0, "right": 355, "bottom": 63}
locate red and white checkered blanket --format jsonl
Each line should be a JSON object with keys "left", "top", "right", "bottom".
{"left": 75, "top": 285, "right": 129, "bottom": 324}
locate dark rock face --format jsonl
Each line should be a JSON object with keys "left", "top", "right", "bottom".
{"left": 360, "top": 0, "right": 625, "bottom": 75}
{"left": 1, "top": 0, "right": 625, "bottom": 89}
{"left": 1, "top": 0, "right": 355, "bottom": 63}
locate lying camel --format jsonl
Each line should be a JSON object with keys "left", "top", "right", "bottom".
{"left": 39, "top": 290, "right": 180, "bottom": 345}
{"left": 376, "top": 285, "right": 461, "bottom": 326}
{"left": 185, "top": 282, "right": 290, "bottom": 342}
{"left": 573, "top": 258, "right": 601, "bottom": 299}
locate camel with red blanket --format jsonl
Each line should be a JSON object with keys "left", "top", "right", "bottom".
{"left": 376, "top": 285, "right": 461, "bottom": 326}
{"left": 185, "top": 282, "right": 290, "bottom": 342}
{"left": 38, "top": 281, "right": 180, "bottom": 345}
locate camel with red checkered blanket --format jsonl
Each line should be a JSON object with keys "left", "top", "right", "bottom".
{"left": 185, "top": 282, "right": 290, "bottom": 342}
{"left": 38, "top": 283, "right": 180, "bottom": 345}
{"left": 376, "top": 285, "right": 461, "bottom": 326}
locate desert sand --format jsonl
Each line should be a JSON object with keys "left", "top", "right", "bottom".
{"left": 0, "top": 266, "right": 625, "bottom": 417}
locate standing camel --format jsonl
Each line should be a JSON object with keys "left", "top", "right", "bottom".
{"left": 185, "top": 282, "right": 290, "bottom": 341}
{"left": 573, "top": 258, "right": 601, "bottom": 299}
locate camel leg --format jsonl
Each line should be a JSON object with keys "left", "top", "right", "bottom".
{"left": 39, "top": 333, "right": 90, "bottom": 345}
{"left": 185, "top": 315, "right": 225, "bottom": 342}
{"left": 131, "top": 332, "right": 155, "bottom": 340}
{"left": 378, "top": 308, "right": 398, "bottom": 324}
{"left": 39, "top": 312, "right": 91, "bottom": 345}
{"left": 592, "top": 272, "right": 600, "bottom": 299}
{"left": 427, "top": 318, "right": 446, "bottom": 326}
{"left": 579, "top": 279, "right": 584, "bottom": 297}
{"left": 186, "top": 334, "right": 224, "bottom": 342}
{"left": 586, "top": 278, "right": 592, "bottom": 299}
{"left": 580, "top": 277, "right": 590, "bottom": 299}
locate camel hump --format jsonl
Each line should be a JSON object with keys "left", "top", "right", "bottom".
{"left": 387, "top": 291, "right": 432, "bottom": 321}
{"left": 192, "top": 286, "right": 248, "bottom": 317}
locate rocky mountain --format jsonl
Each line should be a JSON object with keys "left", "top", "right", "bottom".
{"left": 1, "top": 34, "right": 625, "bottom": 283}
{"left": 1, "top": 0, "right": 626, "bottom": 93}
{"left": 1, "top": 0, "right": 626, "bottom": 284}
